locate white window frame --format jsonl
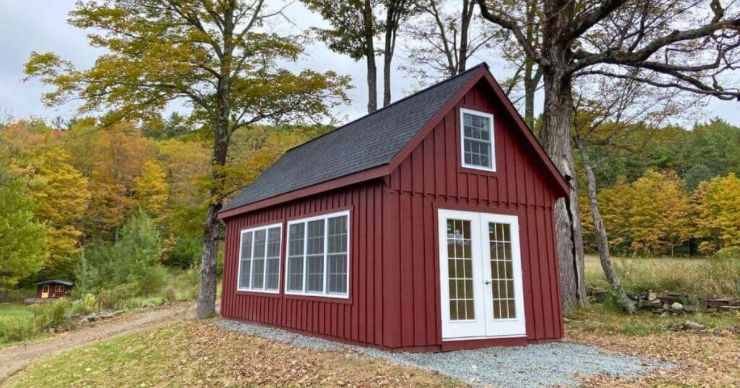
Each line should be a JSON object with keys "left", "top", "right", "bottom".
{"left": 284, "top": 210, "right": 351, "bottom": 299}
{"left": 460, "top": 108, "right": 496, "bottom": 172}
{"left": 237, "top": 222, "right": 283, "bottom": 294}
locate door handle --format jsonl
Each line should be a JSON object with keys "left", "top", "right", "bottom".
{"left": 484, "top": 280, "right": 491, "bottom": 285}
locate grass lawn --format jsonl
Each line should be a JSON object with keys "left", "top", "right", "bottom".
{"left": 0, "top": 304, "right": 32, "bottom": 323}
{"left": 7, "top": 321, "right": 461, "bottom": 387}
{"left": 0, "top": 304, "right": 34, "bottom": 347}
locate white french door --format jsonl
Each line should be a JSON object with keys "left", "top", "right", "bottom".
{"left": 438, "top": 209, "right": 526, "bottom": 340}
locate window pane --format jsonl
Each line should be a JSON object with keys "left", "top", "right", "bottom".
{"left": 287, "top": 256, "right": 304, "bottom": 291}
{"left": 462, "top": 112, "right": 493, "bottom": 169}
{"left": 251, "top": 229, "right": 266, "bottom": 289}
{"left": 266, "top": 257, "right": 280, "bottom": 290}
{"left": 306, "top": 254, "right": 324, "bottom": 292}
{"left": 263, "top": 227, "right": 281, "bottom": 290}
{"left": 328, "top": 254, "right": 347, "bottom": 294}
{"left": 307, "top": 220, "right": 324, "bottom": 254}
{"left": 328, "top": 215, "right": 348, "bottom": 253}
{"left": 239, "top": 260, "right": 250, "bottom": 289}
{"left": 238, "top": 231, "right": 252, "bottom": 289}
{"left": 446, "top": 219, "right": 474, "bottom": 321}
{"left": 489, "top": 222, "right": 515, "bottom": 319}
{"left": 267, "top": 227, "right": 281, "bottom": 257}
{"left": 287, "top": 223, "right": 305, "bottom": 292}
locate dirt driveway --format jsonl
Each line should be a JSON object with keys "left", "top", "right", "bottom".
{"left": 0, "top": 303, "right": 192, "bottom": 383}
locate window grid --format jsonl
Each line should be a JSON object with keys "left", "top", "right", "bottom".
{"left": 237, "top": 224, "right": 281, "bottom": 293}
{"left": 285, "top": 211, "right": 350, "bottom": 298}
{"left": 461, "top": 109, "right": 495, "bottom": 171}
{"left": 446, "top": 219, "right": 475, "bottom": 321}
{"left": 489, "top": 222, "right": 515, "bottom": 319}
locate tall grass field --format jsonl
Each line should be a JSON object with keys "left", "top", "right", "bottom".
{"left": 584, "top": 255, "right": 739, "bottom": 298}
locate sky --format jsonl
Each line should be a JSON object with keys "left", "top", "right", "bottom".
{"left": 1, "top": 0, "right": 738, "bottom": 126}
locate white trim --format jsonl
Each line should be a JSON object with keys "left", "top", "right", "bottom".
{"left": 459, "top": 108, "right": 496, "bottom": 172}
{"left": 438, "top": 209, "right": 526, "bottom": 341}
{"left": 284, "top": 210, "right": 351, "bottom": 299}
{"left": 237, "top": 222, "right": 283, "bottom": 294}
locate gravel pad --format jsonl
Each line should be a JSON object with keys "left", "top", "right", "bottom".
{"left": 216, "top": 319, "right": 673, "bottom": 387}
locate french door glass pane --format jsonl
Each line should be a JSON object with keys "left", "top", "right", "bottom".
{"left": 287, "top": 224, "right": 305, "bottom": 291}
{"left": 239, "top": 231, "right": 253, "bottom": 289}
{"left": 446, "top": 219, "right": 474, "bottom": 320}
{"left": 489, "top": 222, "right": 515, "bottom": 319}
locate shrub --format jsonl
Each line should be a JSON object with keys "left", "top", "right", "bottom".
{"left": 30, "top": 298, "right": 71, "bottom": 330}
{"left": 96, "top": 284, "right": 136, "bottom": 310}
{"left": 0, "top": 319, "right": 37, "bottom": 344}
{"left": 165, "top": 237, "right": 201, "bottom": 269}
{"left": 74, "top": 210, "right": 167, "bottom": 297}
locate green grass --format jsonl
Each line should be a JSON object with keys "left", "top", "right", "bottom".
{"left": 0, "top": 303, "right": 36, "bottom": 346}
{"left": 584, "top": 254, "right": 739, "bottom": 297}
{"left": 0, "top": 303, "right": 32, "bottom": 322}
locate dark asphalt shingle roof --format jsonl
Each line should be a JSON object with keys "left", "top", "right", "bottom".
{"left": 222, "top": 64, "right": 483, "bottom": 211}
{"left": 34, "top": 280, "right": 74, "bottom": 286}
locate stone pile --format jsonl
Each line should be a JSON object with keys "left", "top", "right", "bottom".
{"left": 587, "top": 288, "right": 740, "bottom": 314}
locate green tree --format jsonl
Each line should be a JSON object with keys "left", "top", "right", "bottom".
{"left": 0, "top": 164, "right": 48, "bottom": 288}
{"left": 26, "top": 0, "right": 348, "bottom": 318}
{"left": 75, "top": 210, "right": 165, "bottom": 296}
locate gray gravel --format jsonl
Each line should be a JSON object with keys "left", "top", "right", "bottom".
{"left": 216, "top": 319, "right": 673, "bottom": 387}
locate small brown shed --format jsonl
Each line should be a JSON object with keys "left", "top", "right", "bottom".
{"left": 218, "top": 63, "right": 569, "bottom": 351}
{"left": 34, "top": 280, "right": 73, "bottom": 299}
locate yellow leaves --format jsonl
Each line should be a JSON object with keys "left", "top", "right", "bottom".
{"left": 134, "top": 161, "right": 169, "bottom": 222}
{"left": 599, "top": 170, "right": 694, "bottom": 255}
{"left": 695, "top": 173, "right": 740, "bottom": 249}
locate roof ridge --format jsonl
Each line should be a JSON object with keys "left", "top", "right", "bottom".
{"left": 284, "top": 63, "right": 488, "bottom": 153}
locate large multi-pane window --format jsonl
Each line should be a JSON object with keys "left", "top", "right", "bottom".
{"left": 237, "top": 223, "right": 282, "bottom": 293}
{"left": 286, "top": 211, "right": 350, "bottom": 298}
{"left": 460, "top": 108, "right": 495, "bottom": 171}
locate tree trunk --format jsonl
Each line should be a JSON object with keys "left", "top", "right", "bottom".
{"left": 578, "top": 147, "right": 636, "bottom": 313}
{"left": 540, "top": 66, "right": 587, "bottom": 310}
{"left": 383, "top": 49, "right": 392, "bottom": 107}
{"left": 364, "top": 0, "right": 378, "bottom": 113}
{"left": 196, "top": 201, "right": 221, "bottom": 318}
{"left": 196, "top": 81, "right": 231, "bottom": 318}
{"left": 523, "top": 61, "right": 536, "bottom": 129}
{"left": 458, "top": 0, "right": 472, "bottom": 73}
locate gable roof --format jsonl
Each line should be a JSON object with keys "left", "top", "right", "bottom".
{"left": 34, "top": 280, "right": 73, "bottom": 287}
{"left": 220, "top": 64, "right": 569, "bottom": 218}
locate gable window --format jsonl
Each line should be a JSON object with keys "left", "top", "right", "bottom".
{"left": 460, "top": 108, "right": 495, "bottom": 171}
{"left": 285, "top": 210, "right": 350, "bottom": 298}
{"left": 238, "top": 223, "right": 282, "bottom": 293}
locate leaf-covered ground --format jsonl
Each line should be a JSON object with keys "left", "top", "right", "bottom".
{"left": 567, "top": 308, "right": 740, "bottom": 386}
{"left": 6, "top": 321, "right": 461, "bottom": 387}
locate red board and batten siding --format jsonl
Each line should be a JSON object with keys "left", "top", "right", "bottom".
{"left": 221, "top": 78, "right": 564, "bottom": 351}
{"left": 383, "top": 82, "right": 563, "bottom": 350}
{"left": 221, "top": 181, "right": 389, "bottom": 348}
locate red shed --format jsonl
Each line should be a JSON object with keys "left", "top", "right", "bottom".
{"left": 34, "top": 280, "right": 73, "bottom": 299}
{"left": 219, "top": 63, "right": 569, "bottom": 351}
